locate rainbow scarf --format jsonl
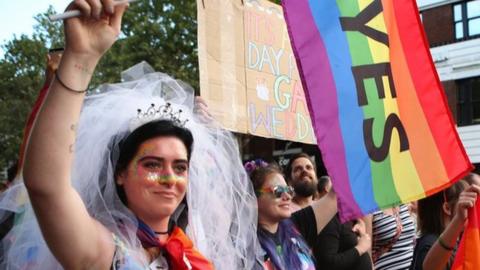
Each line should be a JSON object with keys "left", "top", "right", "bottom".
{"left": 452, "top": 199, "right": 480, "bottom": 270}
{"left": 136, "top": 219, "right": 214, "bottom": 270}
{"left": 282, "top": 0, "right": 472, "bottom": 220}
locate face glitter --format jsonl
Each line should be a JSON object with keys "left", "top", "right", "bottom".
{"left": 146, "top": 172, "right": 186, "bottom": 184}
{"left": 131, "top": 145, "right": 158, "bottom": 177}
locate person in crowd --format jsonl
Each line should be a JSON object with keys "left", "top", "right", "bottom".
{"left": 0, "top": 47, "right": 64, "bottom": 244}
{"left": 44, "top": 48, "right": 64, "bottom": 86}
{"left": 0, "top": 162, "right": 18, "bottom": 241}
{"left": 0, "top": 1, "right": 259, "bottom": 269}
{"left": 408, "top": 201, "right": 420, "bottom": 238}
{"left": 315, "top": 203, "right": 372, "bottom": 269}
{"left": 315, "top": 175, "right": 332, "bottom": 200}
{"left": 285, "top": 153, "right": 356, "bottom": 267}
{"left": 285, "top": 153, "right": 319, "bottom": 212}
{"left": 369, "top": 204, "right": 416, "bottom": 270}
{"left": 410, "top": 178, "right": 480, "bottom": 270}
{"left": 22, "top": 3, "right": 211, "bottom": 268}
{"left": 410, "top": 180, "right": 465, "bottom": 270}
{"left": 10, "top": 47, "right": 64, "bottom": 189}
{"left": 246, "top": 159, "right": 337, "bottom": 270}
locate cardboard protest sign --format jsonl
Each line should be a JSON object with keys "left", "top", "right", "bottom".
{"left": 198, "top": 0, "right": 315, "bottom": 144}
{"left": 197, "top": 0, "right": 248, "bottom": 133}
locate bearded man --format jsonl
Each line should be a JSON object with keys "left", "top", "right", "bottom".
{"left": 285, "top": 153, "right": 320, "bottom": 212}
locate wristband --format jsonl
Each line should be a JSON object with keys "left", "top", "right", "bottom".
{"left": 55, "top": 71, "right": 88, "bottom": 94}
{"left": 438, "top": 237, "right": 454, "bottom": 251}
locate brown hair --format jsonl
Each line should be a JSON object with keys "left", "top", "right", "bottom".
{"left": 248, "top": 162, "right": 282, "bottom": 195}
{"left": 463, "top": 173, "right": 480, "bottom": 186}
{"left": 284, "top": 153, "right": 315, "bottom": 183}
{"left": 417, "top": 180, "right": 468, "bottom": 236}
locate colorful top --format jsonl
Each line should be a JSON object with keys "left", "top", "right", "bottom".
{"left": 372, "top": 204, "right": 416, "bottom": 270}
{"left": 262, "top": 250, "right": 315, "bottom": 270}
{"left": 112, "top": 226, "right": 214, "bottom": 270}
{"left": 258, "top": 220, "right": 315, "bottom": 270}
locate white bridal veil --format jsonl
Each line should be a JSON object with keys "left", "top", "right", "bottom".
{"left": 0, "top": 62, "right": 260, "bottom": 269}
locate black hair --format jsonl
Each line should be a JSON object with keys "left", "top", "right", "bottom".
{"left": 7, "top": 161, "right": 18, "bottom": 183}
{"left": 317, "top": 175, "right": 331, "bottom": 193}
{"left": 113, "top": 119, "right": 193, "bottom": 205}
{"left": 284, "top": 153, "right": 316, "bottom": 182}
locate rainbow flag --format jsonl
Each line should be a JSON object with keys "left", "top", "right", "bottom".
{"left": 282, "top": 0, "right": 472, "bottom": 221}
{"left": 452, "top": 199, "right": 480, "bottom": 270}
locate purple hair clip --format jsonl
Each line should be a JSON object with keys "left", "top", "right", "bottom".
{"left": 244, "top": 159, "right": 269, "bottom": 174}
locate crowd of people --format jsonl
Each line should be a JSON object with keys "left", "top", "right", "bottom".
{"left": 0, "top": 1, "right": 479, "bottom": 269}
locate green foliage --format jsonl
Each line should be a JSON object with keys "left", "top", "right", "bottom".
{"left": 0, "top": 1, "right": 198, "bottom": 172}
{"left": 0, "top": 35, "right": 47, "bottom": 173}
{"left": 92, "top": 0, "right": 198, "bottom": 88}
{"left": 0, "top": 0, "right": 282, "bottom": 173}
{"left": 32, "top": 6, "right": 65, "bottom": 49}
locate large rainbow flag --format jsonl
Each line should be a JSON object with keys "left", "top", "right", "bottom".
{"left": 282, "top": 0, "right": 473, "bottom": 221}
{"left": 452, "top": 199, "right": 480, "bottom": 270}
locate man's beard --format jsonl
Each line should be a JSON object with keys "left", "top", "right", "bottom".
{"left": 292, "top": 180, "right": 317, "bottom": 197}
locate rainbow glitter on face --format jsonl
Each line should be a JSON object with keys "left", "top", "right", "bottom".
{"left": 131, "top": 144, "right": 159, "bottom": 177}
{"left": 146, "top": 172, "right": 186, "bottom": 184}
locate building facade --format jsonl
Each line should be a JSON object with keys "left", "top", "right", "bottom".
{"left": 419, "top": 0, "right": 480, "bottom": 166}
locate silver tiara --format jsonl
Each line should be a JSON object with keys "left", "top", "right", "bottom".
{"left": 129, "top": 102, "right": 188, "bottom": 131}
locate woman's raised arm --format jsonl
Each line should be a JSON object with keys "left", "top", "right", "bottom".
{"left": 23, "top": 1, "right": 127, "bottom": 268}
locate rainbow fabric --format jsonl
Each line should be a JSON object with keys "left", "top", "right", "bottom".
{"left": 452, "top": 199, "right": 480, "bottom": 270}
{"left": 282, "top": 0, "right": 472, "bottom": 221}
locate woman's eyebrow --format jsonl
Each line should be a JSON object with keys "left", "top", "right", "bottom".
{"left": 137, "top": 156, "right": 164, "bottom": 162}
{"left": 173, "top": 159, "right": 189, "bottom": 164}
{"left": 137, "top": 156, "right": 188, "bottom": 164}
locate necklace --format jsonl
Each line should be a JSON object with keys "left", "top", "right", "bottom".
{"left": 154, "top": 231, "right": 169, "bottom": 235}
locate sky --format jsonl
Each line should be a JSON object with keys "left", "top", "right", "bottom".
{"left": 0, "top": 0, "right": 431, "bottom": 56}
{"left": 0, "top": 0, "right": 70, "bottom": 54}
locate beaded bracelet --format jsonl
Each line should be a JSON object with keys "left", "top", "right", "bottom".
{"left": 55, "top": 71, "right": 88, "bottom": 94}
{"left": 437, "top": 236, "right": 454, "bottom": 251}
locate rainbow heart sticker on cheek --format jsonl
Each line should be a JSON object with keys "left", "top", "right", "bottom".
{"left": 146, "top": 172, "right": 186, "bottom": 184}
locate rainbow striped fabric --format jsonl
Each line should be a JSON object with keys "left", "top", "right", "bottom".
{"left": 452, "top": 199, "right": 480, "bottom": 270}
{"left": 282, "top": 0, "right": 472, "bottom": 221}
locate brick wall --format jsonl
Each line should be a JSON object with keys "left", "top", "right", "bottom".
{"left": 422, "top": 4, "right": 455, "bottom": 47}
{"left": 442, "top": 80, "right": 458, "bottom": 122}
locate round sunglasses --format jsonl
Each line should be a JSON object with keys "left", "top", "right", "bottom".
{"left": 256, "top": 185, "right": 295, "bottom": 198}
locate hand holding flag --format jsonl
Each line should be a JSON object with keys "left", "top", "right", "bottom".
{"left": 452, "top": 184, "right": 480, "bottom": 270}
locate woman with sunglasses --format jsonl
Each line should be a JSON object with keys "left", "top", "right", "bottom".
{"left": 245, "top": 159, "right": 337, "bottom": 270}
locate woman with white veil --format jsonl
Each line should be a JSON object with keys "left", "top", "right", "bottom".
{"left": 0, "top": 0, "right": 259, "bottom": 269}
